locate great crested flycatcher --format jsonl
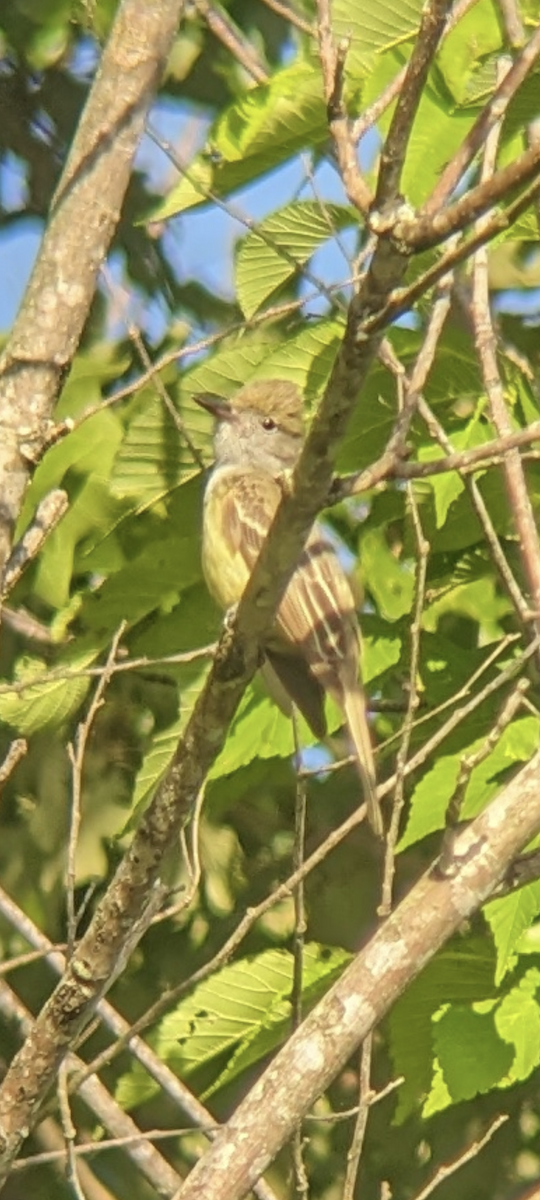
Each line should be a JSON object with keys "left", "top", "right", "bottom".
{"left": 196, "top": 380, "right": 383, "bottom": 837}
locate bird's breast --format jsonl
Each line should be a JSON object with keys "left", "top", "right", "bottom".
{"left": 202, "top": 469, "right": 251, "bottom": 610}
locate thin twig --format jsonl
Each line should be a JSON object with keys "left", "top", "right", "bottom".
{"left": 317, "top": 4, "right": 372, "bottom": 213}
{"left": 497, "top": 0, "right": 524, "bottom": 45}
{"left": 0, "top": 978, "right": 183, "bottom": 1197}
{"left": 412, "top": 1115, "right": 508, "bottom": 1200}
{"left": 151, "top": 782, "right": 205, "bottom": 924}
{"left": 374, "top": 0, "right": 452, "bottom": 210}
{"left": 0, "top": 738, "right": 27, "bottom": 789}
{"left": 11, "top": 1126, "right": 219, "bottom": 1171}
{"left": 417, "top": 397, "right": 532, "bottom": 629}
{"left": 381, "top": 442, "right": 429, "bottom": 916}
{"left": 425, "top": 23, "right": 540, "bottom": 214}
{"left": 69, "top": 637, "right": 539, "bottom": 1088}
{"left": 1, "top": 490, "right": 69, "bottom": 599}
{"left": 147, "top": 121, "right": 348, "bottom": 316}
{"left": 408, "top": 137, "right": 540, "bottom": 251}
{"left": 195, "top": 0, "right": 269, "bottom": 83}
{"left": 57, "top": 1061, "right": 86, "bottom": 1200}
{"left": 66, "top": 625, "right": 126, "bottom": 956}
{"left": 0, "top": 644, "right": 215, "bottom": 699}
{"left": 342, "top": 1035, "right": 373, "bottom": 1200}
{"left": 291, "top": 711, "right": 309, "bottom": 1199}
{"left": 471, "top": 58, "right": 540, "bottom": 651}
{"left": 0, "top": 891, "right": 281, "bottom": 1200}
{"left": 259, "top": 0, "right": 314, "bottom": 36}
{"left": 361, "top": 170, "right": 540, "bottom": 334}
{"left": 127, "top": 319, "right": 206, "bottom": 469}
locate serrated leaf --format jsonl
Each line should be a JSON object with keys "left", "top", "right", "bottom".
{"left": 116, "top": 944, "right": 349, "bottom": 1110}
{"left": 249, "top": 318, "right": 345, "bottom": 402}
{"left": 332, "top": 0, "right": 422, "bottom": 76}
{"left": 485, "top": 882, "right": 540, "bottom": 983}
{"left": 400, "top": 752, "right": 461, "bottom": 850}
{"left": 78, "top": 478, "right": 204, "bottom": 633}
{"left": 401, "top": 717, "right": 539, "bottom": 850}
{"left": 147, "top": 61, "right": 329, "bottom": 219}
{"left": 388, "top": 940, "right": 497, "bottom": 1122}
{"left": 236, "top": 202, "right": 356, "bottom": 318}
{"left": 437, "top": 0, "right": 502, "bottom": 105}
{"left": 110, "top": 392, "right": 207, "bottom": 502}
{"left": 496, "top": 970, "right": 540, "bottom": 1082}
{"left": 430, "top": 1005, "right": 512, "bottom": 1112}
{"left": 0, "top": 646, "right": 96, "bottom": 735}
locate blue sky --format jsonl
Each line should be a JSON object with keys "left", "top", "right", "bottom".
{"left": 2, "top": 76, "right": 539, "bottom": 340}
{"left": 0, "top": 84, "right": 380, "bottom": 340}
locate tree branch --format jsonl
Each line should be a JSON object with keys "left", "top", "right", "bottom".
{"left": 425, "top": 22, "right": 540, "bottom": 214}
{"left": 174, "top": 750, "right": 540, "bottom": 1200}
{"left": 0, "top": 0, "right": 186, "bottom": 582}
{"left": 373, "top": 0, "right": 453, "bottom": 210}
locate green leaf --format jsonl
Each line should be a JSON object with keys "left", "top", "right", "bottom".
{"left": 0, "top": 645, "right": 96, "bottom": 735}
{"left": 116, "top": 944, "right": 350, "bottom": 1110}
{"left": 110, "top": 390, "right": 207, "bottom": 503}
{"left": 249, "top": 319, "right": 345, "bottom": 402}
{"left": 485, "top": 882, "right": 540, "bottom": 983}
{"left": 496, "top": 970, "right": 540, "bottom": 1082}
{"left": 18, "top": 408, "right": 124, "bottom": 532}
{"left": 236, "top": 202, "right": 357, "bottom": 318}
{"left": 401, "top": 717, "right": 539, "bottom": 850}
{"left": 436, "top": 0, "right": 502, "bottom": 105}
{"left": 429, "top": 1004, "right": 512, "bottom": 1112}
{"left": 360, "top": 529, "right": 415, "bottom": 620}
{"left": 388, "top": 939, "right": 497, "bottom": 1122}
{"left": 147, "top": 61, "right": 329, "bottom": 219}
{"left": 428, "top": 970, "right": 540, "bottom": 1114}
{"left": 417, "top": 409, "right": 490, "bottom": 530}
{"left": 78, "top": 478, "right": 204, "bottom": 633}
{"left": 332, "top": 0, "right": 423, "bottom": 76}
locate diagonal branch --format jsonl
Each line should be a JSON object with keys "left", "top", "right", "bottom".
{"left": 471, "top": 60, "right": 540, "bottom": 646}
{"left": 407, "top": 139, "right": 540, "bottom": 250}
{"left": 425, "top": 22, "right": 540, "bottom": 214}
{"left": 373, "top": 0, "right": 453, "bottom": 210}
{"left": 174, "top": 749, "right": 540, "bottom": 1200}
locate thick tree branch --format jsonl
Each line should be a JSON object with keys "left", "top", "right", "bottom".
{"left": 0, "top": 979, "right": 182, "bottom": 1197}
{"left": 0, "top": 0, "right": 186, "bottom": 583}
{"left": 174, "top": 750, "right": 540, "bottom": 1200}
{"left": 0, "top": 889, "right": 280, "bottom": 1200}
{"left": 3, "top": 2, "right": 540, "bottom": 1182}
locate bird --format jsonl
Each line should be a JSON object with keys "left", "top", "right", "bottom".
{"left": 195, "top": 379, "right": 383, "bottom": 837}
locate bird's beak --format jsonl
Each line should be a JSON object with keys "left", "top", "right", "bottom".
{"left": 194, "top": 393, "right": 235, "bottom": 421}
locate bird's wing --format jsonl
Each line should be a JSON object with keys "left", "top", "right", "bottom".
{"left": 219, "top": 472, "right": 360, "bottom": 674}
{"left": 203, "top": 468, "right": 281, "bottom": 609}
{"left": 275, "top": 527, "right": 360, "bottom": 685}
{"left": 218, "top": 469, "right": 281, "bottom": 566}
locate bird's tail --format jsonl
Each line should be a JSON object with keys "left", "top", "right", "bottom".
{"left": 343, "top": 684, "right": 383, "bottom": 838}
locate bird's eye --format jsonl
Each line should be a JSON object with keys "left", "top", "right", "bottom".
{"left": 262, "top": 417, "right": 276, "bottom": 431}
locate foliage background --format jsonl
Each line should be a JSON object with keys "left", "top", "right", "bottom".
{"left": 2, "top": 0, "right": 540, "bottom": 1197}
